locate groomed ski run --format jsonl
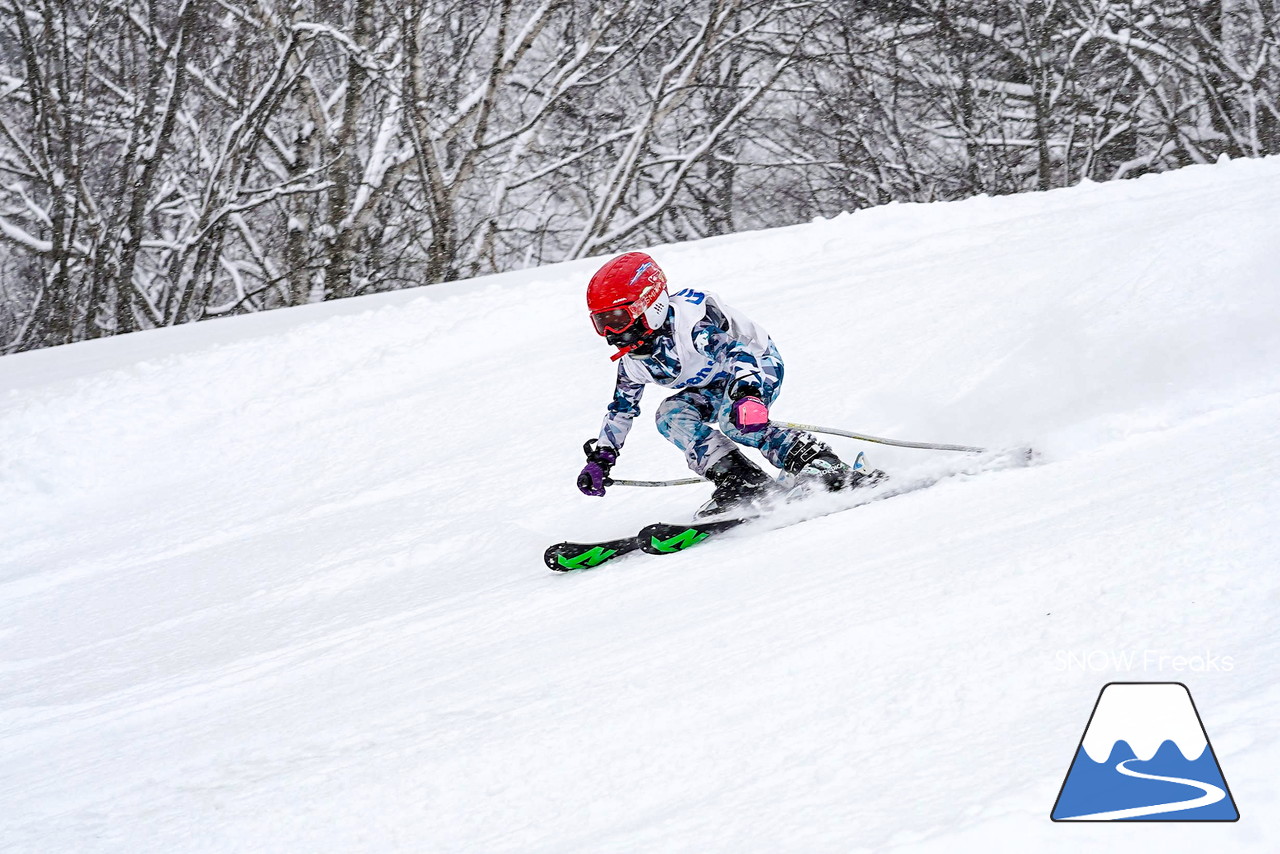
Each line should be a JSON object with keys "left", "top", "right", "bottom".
{"left": 3, "top": 157, "right": 1280, "bottom": 852}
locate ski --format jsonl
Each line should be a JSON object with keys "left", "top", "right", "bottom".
{"left": 545, "top": 446, "right": 1035, "bottom": 571}
{"left": 544, "top": 534, "right": 645, "bottom": 571}
{"left": 638, "top": 518, "right": 750, "bottom": 554}
{"left": 636, "top": 474, "right": 940, "bottom": 557}
{"left": 544, "top": 516, "right": 749, "bottom": 570}
{"left": 544, "top": 481, "right": 908, "bottom": 571}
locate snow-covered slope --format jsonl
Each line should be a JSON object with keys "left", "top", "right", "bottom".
{"left": 3, "top": 158, "right": 1279, "bottom": 852}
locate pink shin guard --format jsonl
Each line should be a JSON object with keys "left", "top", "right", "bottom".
{"left": 731, "top": 396, "right": 770, "bottom": 433}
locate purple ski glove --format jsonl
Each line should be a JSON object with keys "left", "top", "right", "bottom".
{"left": 729, "top": 384, "right": 770, "bottom": 433}
{"left": 577, "top": 441, "right": 618, "bottom": 496}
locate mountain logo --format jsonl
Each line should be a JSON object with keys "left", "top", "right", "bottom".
{"left": 1051, "top": 682, "right": 1239, "bottom": 821}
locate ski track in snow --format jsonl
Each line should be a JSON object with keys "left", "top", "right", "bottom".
{"left": 3, "top": 158, "right": 1280, "bottom": 852}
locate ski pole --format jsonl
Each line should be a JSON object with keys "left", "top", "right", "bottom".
{"left": 605, "top": 422, "right": 992, "bottom": 489}
{"left": 607, "top": 476, "right": 704, "bottom": 488}
{"left": 775, "top": 421, "right": 988, "bottom": 454}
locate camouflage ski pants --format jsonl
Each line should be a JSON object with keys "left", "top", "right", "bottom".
{"left": 654, "top": 351, "right": 807, "bottom": 476}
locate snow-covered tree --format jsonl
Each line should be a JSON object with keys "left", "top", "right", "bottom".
{"left": 1, "top": 0, "right": 1276, "bottom": 353}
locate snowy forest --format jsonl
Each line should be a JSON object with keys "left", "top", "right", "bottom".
{"left": 1, "top": 0, "right": 1277, "bottom": 353}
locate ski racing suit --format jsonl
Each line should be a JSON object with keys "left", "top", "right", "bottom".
{"left": 597, "top": 288, "right": 809, "bottom": 476}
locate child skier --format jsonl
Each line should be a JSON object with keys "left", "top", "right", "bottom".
{"left": 576, "top": 251, "right": 878, "bottom": 515}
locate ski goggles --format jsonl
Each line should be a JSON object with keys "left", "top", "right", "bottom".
{"left": 590, "top": 304, "right": 643, "bottom": 336}
{"left": 590, "top": 279, "right": 666, "bottom": 336}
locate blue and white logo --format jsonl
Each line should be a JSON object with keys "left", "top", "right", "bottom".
{"left": 1051, "top": 682, "right": 1239, "bottom": 821}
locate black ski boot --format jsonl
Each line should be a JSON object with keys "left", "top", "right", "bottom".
{"left": 697, "top": 450, "right": 776, "bottom": 518}
{"left": 784, "top": 437, "right": 885, "bottom": 492}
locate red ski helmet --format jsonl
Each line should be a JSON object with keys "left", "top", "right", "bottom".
{"left": 587, "top": 252, "right": 670, "bottom": 357}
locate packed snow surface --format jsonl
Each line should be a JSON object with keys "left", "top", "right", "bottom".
{"left": 3, "top": 158, "right": 1279, "bottom": 851}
